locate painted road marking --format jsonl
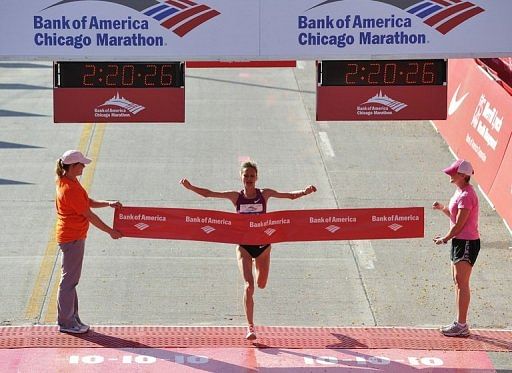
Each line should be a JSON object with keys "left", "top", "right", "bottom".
{"left": 319, "top": 131, "right": 335, "bottom": 158}
{"left": 352, "top": 240, "right": 376, "bottom": 270}
{"left": 0, "top": 348, "right": 494, "bottom": 372}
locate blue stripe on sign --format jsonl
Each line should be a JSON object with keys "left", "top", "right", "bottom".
{"left": 153, "top": 7, "right": 180, "bottom": 20}
{"left": 144, "top": 4, "right": 168, "bottom": 16}
{"left": 407, "top": 2, "right": 434, "bottom": 15}
{"left": 417, "top": 4, "right": 442, "bottom": 18}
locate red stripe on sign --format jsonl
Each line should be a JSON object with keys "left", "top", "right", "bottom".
{"left": 430, "top": 0, "right": 451, "bottom": 6}
{"left": 424, "top": 2, "right": 473, "bottom": 26}
{"left": 113, "top": 206, "right": 424, "bottom": 243}
{"left": 165, "top": 0, "right": 188, "bottom": 9}
{"left": 161, "top": 4, "right": 209, "bottom": 28}
{"left": 436, "top": 6, "right": 484, "bottom": 34}
{"left": 174, "top": 9, "right": 220, "bottom": 36}
{"left": 177, "top": 0, "right": 197, "bottom": 6}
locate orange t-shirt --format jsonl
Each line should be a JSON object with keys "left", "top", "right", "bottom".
{"left": 55, "top": 177, "right": 90, "bottom": 243}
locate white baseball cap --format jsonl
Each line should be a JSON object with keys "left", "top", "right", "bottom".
{"left": 60, "top": 150, "right": 92, "bottom": 165}
{"left": 443, "top": 159, "right": 474, "bottom": 176}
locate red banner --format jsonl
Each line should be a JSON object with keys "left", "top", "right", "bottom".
{"left": 113, "top": 207, "right": 424, "bottom": 244}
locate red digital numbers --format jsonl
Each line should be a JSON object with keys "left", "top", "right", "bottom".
{"left": 406, "top": 62, "right": 419, "bottom": 84}
{"left": 339, "top": 60, "right": 444, "bottom": 86}
{"left": 83, "top": 64, "right": 96, "bottom": 86}
{"left": 161, "top": 65, "right": 173, "bottom": 86}
{"left": 383, "top": 64, "right": 396, "bottom": 84}
{"left": 106, "top": 64, "right": 119, "bottom": 86}
{"left": 78, "top": 63, "right": 178, "bottom": 88}
{"left": 368, "top": 63, "right": 381, "bottom": 84}
{"left": 422, "top": 62, "right": 435, "bottom": 84}
{"left": 145, "top": 64, "right": 157, "bottom": 86}
{"left": 345, "top": 63, "right": 358, "bottom": 85}
{"left": 336, "top": 60, "right": 446, "bottom": 86}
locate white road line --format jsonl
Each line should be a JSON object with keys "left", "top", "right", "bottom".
{"left": 319, "top": 131, "right": 335, "bottom": 158}
{"left": 352, "top": 240, "right": 376, "bottom": 270}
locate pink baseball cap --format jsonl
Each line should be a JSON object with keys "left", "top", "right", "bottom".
{"left": 443, "top": 159, "right": 474, "bottom": 176}
{"left": 60, "top": 150, "right": 92, "bottom": 165}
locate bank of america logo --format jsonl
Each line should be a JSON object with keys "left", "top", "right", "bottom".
{"left": 99, "top": 92, "right": 145, "bottom": 114}
{"left": 363, "top": 91, "right": 407, "bottom": 112}
{"left": 326, "top": 225, "right": 340, "bottom": 233}
{"left": 308, "top": 0, "right": 484, "bottom": 34}
{"left": 264, "top": 228, "right": 276, "bottom": 236}
{"left": 134, "top": 223, "right": 150, "bottom": 231}
{"left": 43, "top": 0, "right": 220, "bottom": 37}
{"left": 388, "top": 223, "right": 403, "bottom": 231}
{"left": 201, "top": 225, "right": 215, "bottom": 234}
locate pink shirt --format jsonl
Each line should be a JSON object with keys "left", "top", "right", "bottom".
{"left": 448, "top": 184, "right": 480, "bottom": 240}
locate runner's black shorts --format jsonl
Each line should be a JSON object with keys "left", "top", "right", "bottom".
{"left": 239, "top": 244, "right": 270, "bottom": 258}
{"left": 451, "top": 238, "right": 480, "bottom": 266}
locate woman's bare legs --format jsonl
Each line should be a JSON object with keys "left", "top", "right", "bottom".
{"left": 236, "top": 246, "right": 255, "bottom": 326}
{"left": 254, "top": 246, "right": 271, "bottom": 289}
{"left": 236, "top": 246, "right": 272, "bottom": 340}
{"left": 452, "top": 261, "right": 473, "bottom": 324}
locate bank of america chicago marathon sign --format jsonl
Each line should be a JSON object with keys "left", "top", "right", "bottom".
{"left": 260, "top": 0, "right": 511, "bottom": 58}
{"left": 33, "top": 0, "right": 224, "bottom": 49}
{"left": 32, "top": 0, "right": 485, "bottom": 49}
{"left": 113, "top": 206, "right": 424, "bottom": 243}
{"left": 1, "top": 0, "right": 510, "bottom": 59}
{"left": 264, "top": 0, "right": 493, "bottom": 56}
{"left": 296, "top": 0, "right": 485, "bottom": 48}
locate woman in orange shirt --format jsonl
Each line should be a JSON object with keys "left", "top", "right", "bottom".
{"left": 55, "top": 150, "right": 122, "bottom": 334}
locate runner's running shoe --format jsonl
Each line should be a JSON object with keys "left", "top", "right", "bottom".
{"left": 440, "top": 322, "right": 469, "bottom": 337}
{"left": 246, "top": 325, "right": 257, "bottom": 340}
{"left": 441, "top": 321, "right": 457, "bottom": 332}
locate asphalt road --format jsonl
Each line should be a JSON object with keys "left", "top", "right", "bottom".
{"left": 0, "top": 60, "right": 510, "bottom": 368}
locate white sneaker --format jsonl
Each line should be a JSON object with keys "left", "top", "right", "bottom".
{"left": 59, "top": 324, "right": 89, "bottom": 334}
{"left": 440, "top": 322, "right": 470, "bottom": 337}
{"left": 245, "top": 325, "right": 257, "bottom": 341}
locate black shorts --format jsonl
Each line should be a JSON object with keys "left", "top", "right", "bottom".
{"left": 451, "top": 238, "right": 480, "bottom": 266}
{"left": 240, "top": 244, "right": 270, "bottom": 258}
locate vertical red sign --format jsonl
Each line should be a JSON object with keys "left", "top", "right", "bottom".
{"left": 433, "top": 59, "right": 512, "bottom": 195}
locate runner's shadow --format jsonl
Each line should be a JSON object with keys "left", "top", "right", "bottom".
{"left": 326, "top": 333, "right": 368, "bottom": 348}
{"left": 73, "top": 330, "right": 258, "bottom": 373}
{"left": 469, "top": 333, "right": 512, "bottom": 351}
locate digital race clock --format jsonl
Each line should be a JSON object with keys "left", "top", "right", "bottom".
{"left": 53, "top": 61, "right": 185, "bottom": 123}
{"left": 320, "top": 59, "right": 447, "bottom": 86}
{"left": 54, "top": 62, "right": 184, "bottom": 88}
